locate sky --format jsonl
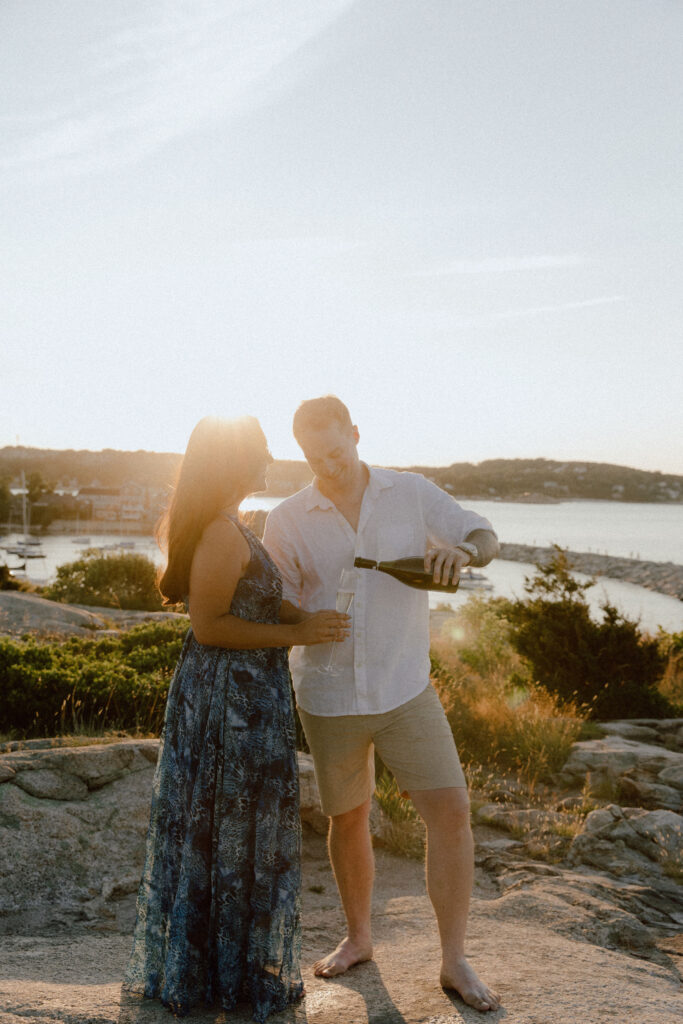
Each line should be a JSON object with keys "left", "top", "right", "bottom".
{"left": 2, "top": 0, "right": 682, "bottom": 472}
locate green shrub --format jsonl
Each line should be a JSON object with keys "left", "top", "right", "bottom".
{"left": 0, "top": 619, "right": 187, "bottom": 737}
{"left": 658, "top": 630, "right": 683, "bottom": 710}
{"left": 441, "top": 594, "right": 526, "bottom": 679}
{"left": 44, "top": 550, "right": 163, "bottom": 610}
{"left": 431, "top": 596, "right": 583, "bottom": 779}
{"left": 1, "top": 565, "right": 25, "bottom": 591}
{"left": 505, "top": 547, "right": 671, "bottom": 720}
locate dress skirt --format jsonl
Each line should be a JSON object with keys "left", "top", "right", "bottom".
{"left": 123, "top": 520, "right": 303, "bottom": 1022}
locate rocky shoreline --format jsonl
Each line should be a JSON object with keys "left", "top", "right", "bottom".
{"left": 499, "top": 542, "right": 683, "bottom": 603}
{"left": 1, "top": 727, "right": 681, "bottom": 1022}
{"left": 1, "top": 726, "right": 681, "bottom": 934}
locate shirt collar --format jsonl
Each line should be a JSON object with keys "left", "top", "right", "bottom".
{"left": 303, "top": 464, "right": 394, "bottom": 512}
{"left": 304, "top": 480, "right": 335, "bottom": 512}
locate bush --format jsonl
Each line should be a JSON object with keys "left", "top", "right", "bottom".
{"left": 0, "top": 620, "right": 187, "bottom": 737}
{"left": 657, "top": 630, "right": 683, "bottom": 710}
{"left": 1, "top": 565, "right": 24, "bottom": 591}
{"left": 44, "top": 550, "right": 163, "bottom": 611}
{"left": 430, "top": 596, "right": 583, "bottom": 779}
{"left": 504, "top": 547, "right": 672, "bottom": 720}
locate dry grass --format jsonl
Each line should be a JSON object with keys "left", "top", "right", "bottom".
{"left": 0, "top": 729, "right": 149, "bottom": 751}
{"left": 658, "top": 637, "right": 683, "bottom": 708}
{"left": 373, "top": 770, "right": 425, "bottom": 860}
{"left": 662, "top": 858, "right": 683, "bottom": 884}
{"left": 373, "top": 596, "right": 588, "bottom": 860}
{"left": 431, "top": 600, "right": 584, "bottom": 783}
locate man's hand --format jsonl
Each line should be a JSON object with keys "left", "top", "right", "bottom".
{"left": 424, "top": 547, "right": 472, "bottom": 586}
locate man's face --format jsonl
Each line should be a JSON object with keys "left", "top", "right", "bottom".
{"left": 297, "top": 422, "right": 360, "bottom": 490}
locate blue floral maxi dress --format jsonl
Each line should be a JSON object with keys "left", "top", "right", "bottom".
{"left": 123, "top": 518, "right": 304, "bottom": 1022}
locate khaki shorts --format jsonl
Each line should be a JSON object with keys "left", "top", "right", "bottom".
{"left": 297, "top": 684, "right": 466, "bottom": 818}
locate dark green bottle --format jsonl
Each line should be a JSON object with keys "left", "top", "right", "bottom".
{"left": 353, "top": 556, "right": 460, "bottom": 593}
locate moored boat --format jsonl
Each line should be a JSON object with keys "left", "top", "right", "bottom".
{"left": 458, "top": 568, "right": 493, "bottom": 591}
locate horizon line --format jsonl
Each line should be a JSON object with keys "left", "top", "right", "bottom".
{"left": 0, "top": 444, "right": 680, "bottom": 480}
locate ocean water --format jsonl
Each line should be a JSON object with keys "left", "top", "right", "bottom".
{"left": 243, "top": 496, "right": 683, "bottom": 564}
{"left": 3, "top": 499, "right": 682, "bottom": 634}
{"left": 426, "top": 560, "right": 683, "bottom": 635}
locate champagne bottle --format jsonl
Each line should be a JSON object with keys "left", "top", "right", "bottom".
{"left": 353, "top": 556, "right": 460, "bottom": 593}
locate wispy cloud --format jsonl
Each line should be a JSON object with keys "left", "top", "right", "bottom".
{"left": 0, "top": 0, "right": 355, "bottom": 179}
{"left": 414, "top": 253, "right": 586, "bottom": 277}
{"left": 493, "top": 295, "right": 627, "bottom": 319}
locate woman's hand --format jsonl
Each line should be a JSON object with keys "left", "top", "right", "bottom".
{"left": 293, "top": 610, "right": 351, "bottom": 646}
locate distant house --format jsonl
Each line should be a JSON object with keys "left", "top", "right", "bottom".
{"left": 119, "top": 482, "right": 147, "bottom": 521}
{"left": 77, "top": 487, "right": 121, "bottom": 520}
{"left": 77, "top": 482, "right": 151, "bottom": 521}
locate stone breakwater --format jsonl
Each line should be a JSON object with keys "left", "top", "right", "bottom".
{"left": 213, "top": 516, "right": 683, "bottom": 602}
{"left": 499, "top": 543, "right": 683, "bottom": 603}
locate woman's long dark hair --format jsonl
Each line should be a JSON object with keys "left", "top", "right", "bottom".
{"left": 157, "top": 416, "right": 266, "bottom": 606}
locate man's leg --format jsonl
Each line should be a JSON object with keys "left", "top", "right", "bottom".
{"left": 409, "top": 787, "right": 500, "bottom": 1012}
{"left": 313, "top": 796, "right": 375, "bottom": 977}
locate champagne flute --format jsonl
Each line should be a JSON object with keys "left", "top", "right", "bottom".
{"left": 319, "top": 568, "right": 356, "bottom": 675}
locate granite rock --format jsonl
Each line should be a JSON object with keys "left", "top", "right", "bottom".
{"left": 658, "top": 763, "right": 683, "bottom": 792}
{"left": 13, "top": 768, "right": 89, "bottom": 801}
{"left": 600, "top": 722, "right": 660, "bottom": 743}
{"left": 563, "top": 737, "right": 683, "bottom": 782}
{"left": 569, "top": 804, "right": 683, "bottom": 878}
{"left": 0, "top": 739, "right": 333, "bottom": 932}
{"left": 475, "top": 804, "right": 567, "bottom": 833}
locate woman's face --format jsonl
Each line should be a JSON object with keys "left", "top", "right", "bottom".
{"left": 242, "top": 434, "right": 274, "bottom": 496}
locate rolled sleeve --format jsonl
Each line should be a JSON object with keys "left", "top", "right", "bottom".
{"left": 419, "top": 476, "right": 496, "bottom": 548}
{"left": 263, "top": 510, "right": 303, "bottom": 606}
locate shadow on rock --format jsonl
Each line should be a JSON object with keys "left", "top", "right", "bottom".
{"left": 317, "top": 960, "right": 407, "bottom": 1023}
{"left": 442, "top": 986, "right": 508, "bottom": 1022}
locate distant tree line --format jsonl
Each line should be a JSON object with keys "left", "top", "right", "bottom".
{"left": 0, "top": 447, "right": 182, "bottom": 491}
{"left": 401, "top": 457, "right": 683, "bottom": 503}
{"left": 1, "top": 448, "right": 681, "bottom": 503}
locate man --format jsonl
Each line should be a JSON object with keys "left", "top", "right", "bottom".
{"left": 263, "top": 396, "right": 501, "bottom": 1013}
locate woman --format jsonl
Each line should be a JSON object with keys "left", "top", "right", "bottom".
{"left": 123, "top": 416, "right": 349, "bottom": 1022}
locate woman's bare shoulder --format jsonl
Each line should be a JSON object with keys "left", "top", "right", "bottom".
{"left": 196, "top": 515, "right": 250, "bottom": 566}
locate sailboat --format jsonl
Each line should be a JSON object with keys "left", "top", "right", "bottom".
{"left": 4, "top": 472, "right": 45, "bottom": 558}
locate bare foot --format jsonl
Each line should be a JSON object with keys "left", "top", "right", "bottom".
{"left": 441, "top": 956, "right": 501, "bottom": 1012}
{"left": 313, "top": 937, "right": 373, "bottom": 978}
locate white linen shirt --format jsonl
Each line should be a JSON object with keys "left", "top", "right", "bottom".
{"left": 263, "top": 466, "right": 495, "bottom": 717}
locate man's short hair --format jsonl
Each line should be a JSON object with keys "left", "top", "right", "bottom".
{"left": 293, "top": 396, "right": 353, "bottom": 442}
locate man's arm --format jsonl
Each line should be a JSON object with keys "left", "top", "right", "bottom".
{"left": 418, "top": 475, "right": 499, "bottom": 584}
{"left": 463, "top": 528, "right": 500, "bottom": 567}
{"left": 424, "top": 530, "right": 498, "bottom": 585}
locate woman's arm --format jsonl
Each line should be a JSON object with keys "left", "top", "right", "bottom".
{"left": 279, "top": 599, "right": 310, "bottom": 625}
{"left": 188, "top": 518, "right": 347, "bottom": 648}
